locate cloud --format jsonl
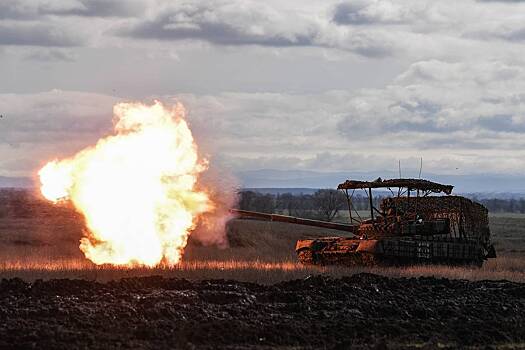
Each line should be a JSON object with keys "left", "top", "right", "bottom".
{"left": 332, "top": 1, "right": 416, "bottom": 25}
{"left": 477, "top": 0, "right": 525, "bottom": 3}
{"left": 41, "top": 0, "right": 147, "bottom": 18}
{"left": 0, "top": 90, "right": 122, "bottom": 176}
{"left": 330, "top": 0, "right": 525, "bottom": 59}
{"left": 0, "top": 0, "right": 146, "bottom": 20}
{"left": 170, "top": 60, "right": 525, "bottom": 175}
{"left": 478, "top": 114, "right": 525, "bottom": 132}
{"left": 0, "top": 1, "right": 37, "bottom": 20}
{"left": 0, "top": 22, "right": 83, "bottom": 46}
{"left": 24, "top": 48, "right": 76, "bottom": 61}
{"left": 4, "top": 67, "right": 525, "bottom": 178}
{"left": 337, "top": 60, "right": 525, "bottom": 147}
{"left": 113, "top": 0, "right": 525, "bottom": 59}
{"left": 0, "top": 90, "right": 121, "bottom": 176}
{"left": 118, "top": 0, "right": 396, "bottom": 57}
{"left": 467, "top": 21, "right": 525, "bottom": 43}
{"left": 0, "top": 0, "right": 524, "bottom": 56}
{"left": 224, "top": 152, "right": 395, "bottom": 173}
{"left": 0, "top": 90, "right": 117, "bottom": 146}
{"left": 3, "top": 1, "right": 525, "bottom": 178}
{"left": 120, "top": 2, "right": 320, "bottom": 47}
{"left": 494, "top": 27, "right": 525, "bottom": 42}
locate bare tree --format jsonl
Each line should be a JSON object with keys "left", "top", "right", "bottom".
{"left": 313, "top": 189, "right": 347, "bottom": 221}
{"left": 238, "top": 191, "right": 258, "bottom": 210}
{"left": 276, "top": 193, "right": 295, "bottom": 215}
{"left": 293, "top": 194, "right": 316, "bottom": 218}
{"left": 252, "top": 193, "right": 275, "bottom": 213}
{"left": 276, "top": 193, "right": 309, "bottom": 216}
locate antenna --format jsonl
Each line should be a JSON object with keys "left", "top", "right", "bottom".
{"left": 418, "top": 157, "right": 423, "bottom": 179}
{"left": 398, "top": 160, "right": 402, "bottom": 178}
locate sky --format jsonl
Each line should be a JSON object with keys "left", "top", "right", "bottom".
{"left": 2, "top": 0, "right": 525, "bottom": 181}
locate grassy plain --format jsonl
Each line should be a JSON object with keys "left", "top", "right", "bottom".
{"left": 0, "top": 191, "right": 524, "bottom": 283}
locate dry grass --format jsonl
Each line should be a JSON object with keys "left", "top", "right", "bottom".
{"left": 0, "top": 197, "right": 524, "bottom": 284}
{"left": 488, "top": 213, "right": 525, "bottom": 256}
{"left": 1, "top": 256, "right": 524, "bottom": 284}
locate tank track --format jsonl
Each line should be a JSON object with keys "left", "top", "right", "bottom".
{"left": 297, "top": 250, "right": 379, "bottom": 267}
{"left": 297, "top": 249, "right": 484, "bottom": 267}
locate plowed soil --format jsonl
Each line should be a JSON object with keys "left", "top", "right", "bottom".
{"left": 1, "top": 273, "right": 524, "bottom": 349}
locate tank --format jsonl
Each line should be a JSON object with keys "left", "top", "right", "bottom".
{"left": 231, "top": 178, "right": 497, "bottom": 267}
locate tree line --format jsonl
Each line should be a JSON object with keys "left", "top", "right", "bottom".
{"left": 473, "top": 197, "right": 525, "bottom": 213}
{"left": 236, "top": 190, "right": 525, "bottom": 221}
{"left": 236, "top": 190, "right": 382, "bottom": 221}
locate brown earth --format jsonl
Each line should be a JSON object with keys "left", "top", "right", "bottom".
{"left": 1, "top": 273, "right": 524, "bottom": 350}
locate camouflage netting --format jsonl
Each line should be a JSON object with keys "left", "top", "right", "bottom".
{"left": 381, "top": 196, "right": 490, "bottom": 245}
{"left": 338, "top": 178, "right": 454, "bottom": 194}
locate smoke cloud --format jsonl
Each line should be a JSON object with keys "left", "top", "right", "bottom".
{"left": 191, "top": 163, "right": 238, "bottom": 248}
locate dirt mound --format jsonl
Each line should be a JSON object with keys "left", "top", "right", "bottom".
{"left": 0, "top": 273, "right": 523, "bottom": 349}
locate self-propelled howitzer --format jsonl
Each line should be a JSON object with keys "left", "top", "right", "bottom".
{"left": 231, "top": 178, "right": 497, "bottom": 267}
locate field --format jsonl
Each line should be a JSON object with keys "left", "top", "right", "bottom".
{"left": 0, "top": 190, "right": 524, "bottom": 349}
{"left": 1, "top": 191, "right": 524, "bottom": 283}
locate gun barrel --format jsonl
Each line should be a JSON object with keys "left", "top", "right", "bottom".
{"left": 230, "top": 209, "right": 358, "bottom": 234}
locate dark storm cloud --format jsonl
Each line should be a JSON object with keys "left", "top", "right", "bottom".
{"left": 0, "top": 23, "right": 82, "bottom": 46}
{"left": 121, "top": 5, "right": 317, "bottom": 47}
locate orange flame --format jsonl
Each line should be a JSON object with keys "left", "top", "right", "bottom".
{"left": 38, "top": 101, "right": 212, "bottom": 267}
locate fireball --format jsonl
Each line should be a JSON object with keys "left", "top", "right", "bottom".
{"left": 38, "top": 101, "right": 212, "bottom": 267}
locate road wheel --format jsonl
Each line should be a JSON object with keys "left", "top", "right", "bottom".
{"left": 297, "top": 249, "right": 315, "bottom": 265}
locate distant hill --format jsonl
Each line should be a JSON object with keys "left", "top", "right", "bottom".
{"left": 2, "top": 169, "right": 525, "bottom": 197}
{"left": 243, "top": 188, "right": 319, "bottom": 195}
{"left": 0, "top": 176, "right": 33, "bottom": 188}
{"left": 236, "top": 169, "right": 379, "bottom": 189}
{"left": 237, "top": 169, "right": 525, "bottom": 195}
